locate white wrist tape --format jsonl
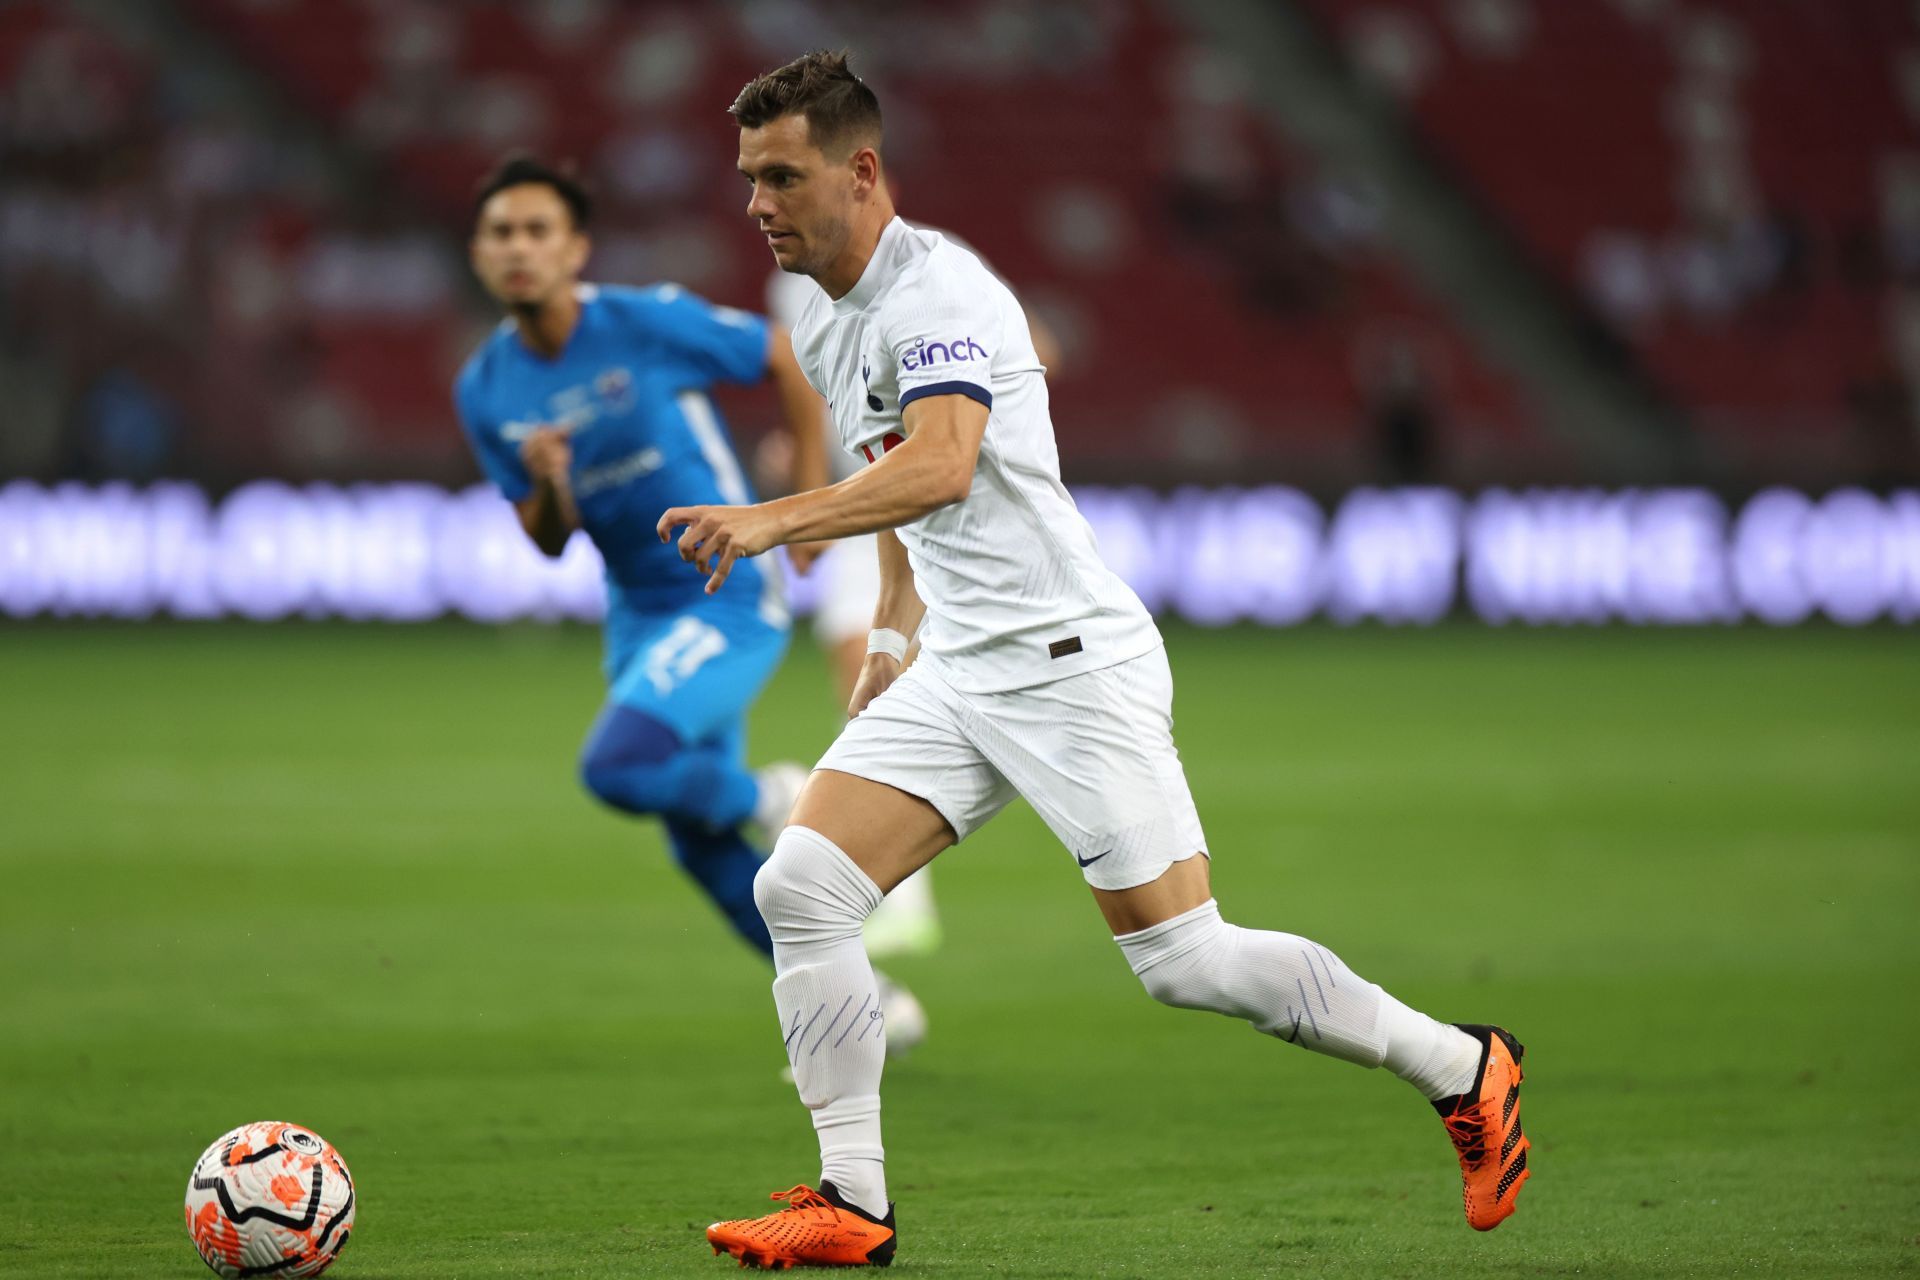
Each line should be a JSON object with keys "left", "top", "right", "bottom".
{"left": 866, "top": 628, "right": 910, "bottom": 663}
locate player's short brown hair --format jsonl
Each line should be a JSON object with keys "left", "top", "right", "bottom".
{"left": 728, "top": 50, "right": 882, "bottom": 159}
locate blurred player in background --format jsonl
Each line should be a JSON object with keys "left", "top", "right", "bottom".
{"left": 763, "top": 205, "right": 1060, "bottom": 962}
{"left": 454, "top": 158, "right": 929, "bottom": 1050}
{"left": 661, "top": 54, "right": 1531, "bottom": 1267}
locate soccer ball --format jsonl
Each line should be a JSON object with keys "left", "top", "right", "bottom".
{"left": 184, "top": 1122, "right": 356, "bottom": 1278}
{"left": 879, "top": 978, "right": 929, "bottom": 1057}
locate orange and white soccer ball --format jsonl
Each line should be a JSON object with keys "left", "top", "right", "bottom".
{"left": 184, "top": 1122, "right": 356, "bottom": 1278}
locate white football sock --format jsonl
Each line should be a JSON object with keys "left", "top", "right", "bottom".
{"left": 1375, "top": 992, "right": 1484, "bottom": 1101}
{"left": 756, "top": 826, "right": 889, "bottom": 1218}
{"left": 1115, "top": 899, "right": 1481, "bottom": 1097}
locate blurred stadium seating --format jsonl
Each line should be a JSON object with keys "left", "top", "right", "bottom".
{"left": 0, "top": 0, "right": 469, "bottom": 484}
{"left": 175, "top": 0, "right": 1536, "bottom": 480}
{"left": 1298, "top": 0, "right": 1920, "bottom": 479}
{"left": 3, "top": 0, "right": 1918, "bottom": 490}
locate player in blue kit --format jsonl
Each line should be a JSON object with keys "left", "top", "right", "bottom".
{"left": 453, "top": 155, "right": 827, "bottom": 960}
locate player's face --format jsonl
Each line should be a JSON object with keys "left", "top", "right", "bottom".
{"left": 469, "top": 185, "right": 589, "bottom": 309}
{"left": 737, "top": 114, "right": 857, "bottom": 277}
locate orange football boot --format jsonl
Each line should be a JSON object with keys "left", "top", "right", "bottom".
{"left": 706, "top": 1181, "right": 896, "bottom": 1269}
{"left": 1434, "top": 1024, "right": 1531, "bottom": 1231}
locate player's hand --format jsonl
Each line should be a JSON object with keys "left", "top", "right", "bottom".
{"left": 847, "top": 652, "right": 901, "bottom": 718}
{"left": 520, "top": 427, "right": 571, "bottom": 486}
{"left": 785, "top": 540, "right": 832, "bottom": 575}
{"left": 656, "top": 502, "right": 784, "bottom": 595}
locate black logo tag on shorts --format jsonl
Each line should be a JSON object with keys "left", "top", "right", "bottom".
{"left": 1048, "top": 636, "right": 1083, "bottom": 659}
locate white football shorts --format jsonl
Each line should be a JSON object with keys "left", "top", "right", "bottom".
{"left": 815, "top": 644, "right": 1208, "bottom": 891}
{"left": 810, "top": 533, "right": 883, "bottom": 646}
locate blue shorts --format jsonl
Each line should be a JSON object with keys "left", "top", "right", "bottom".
{"left": 601, "top": 595, "right": 790, "bottom": 747}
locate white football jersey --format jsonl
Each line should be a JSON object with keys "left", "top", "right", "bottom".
{"left": 768, "top": 223, "right": 990, "bottom": 485}
{"left": 788, "top": 217, "right": 1160, "bottom": 693}
{"left": 767, "top": 267, "right": 862, "bottom": 484}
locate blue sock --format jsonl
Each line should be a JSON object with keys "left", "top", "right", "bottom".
{"left": 578, "top": 705, "right": 759, "bottom": 829}
{"left": 664, "top": 821, "right": 773, "bottom": 959}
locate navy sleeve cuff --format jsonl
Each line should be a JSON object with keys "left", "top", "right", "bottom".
{"left": 898, "top": 380, "right": 993, "bottom": 411}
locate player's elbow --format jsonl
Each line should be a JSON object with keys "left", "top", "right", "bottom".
{"left": 930, "top": 459, "right": 973, "bottom": 508}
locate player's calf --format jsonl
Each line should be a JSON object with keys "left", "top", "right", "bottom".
{"left": 1115, "top": 899, "right": 1531, "bottom": 1229}
{"left": 1116, "top": 899, "right": 1389, "bottom": 1066}
{"left": 756, "top": 827, "right": 892, "bottom": 1220}
{"left": 1114, "top": 898, "right": 1487, "bottom": 1094}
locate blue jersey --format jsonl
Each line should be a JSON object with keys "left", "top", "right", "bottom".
{"left": 454, "top": 283, "right": 782, "bottom": 617}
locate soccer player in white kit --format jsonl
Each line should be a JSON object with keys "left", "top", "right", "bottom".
{"left": 660, "top": 52, "right": 1533, "bottom": 1269}
{"left": 767, "top": 260, "right": 943, "bottom": 963}
{"left": 765, "top": 227, "right": 1058, "bottom": 964}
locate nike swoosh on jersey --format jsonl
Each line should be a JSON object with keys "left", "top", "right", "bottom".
{"left": 1075, "top": 850, "right": 1112, "bottom": 867}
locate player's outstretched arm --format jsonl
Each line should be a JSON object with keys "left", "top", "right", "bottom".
{"left": 516, "top": 426, "right": 580, "bottom": 557}
{"left": 657, "top": 392, "right": 987, "bottom": 595}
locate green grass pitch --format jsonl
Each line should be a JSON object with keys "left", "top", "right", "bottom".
{"left": 2, "top": 621, "right": 1916, "bottom": 1278}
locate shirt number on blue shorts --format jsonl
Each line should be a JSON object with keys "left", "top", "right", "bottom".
{"left": 644, "top": 617, "right": 730, "bottom": 695}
